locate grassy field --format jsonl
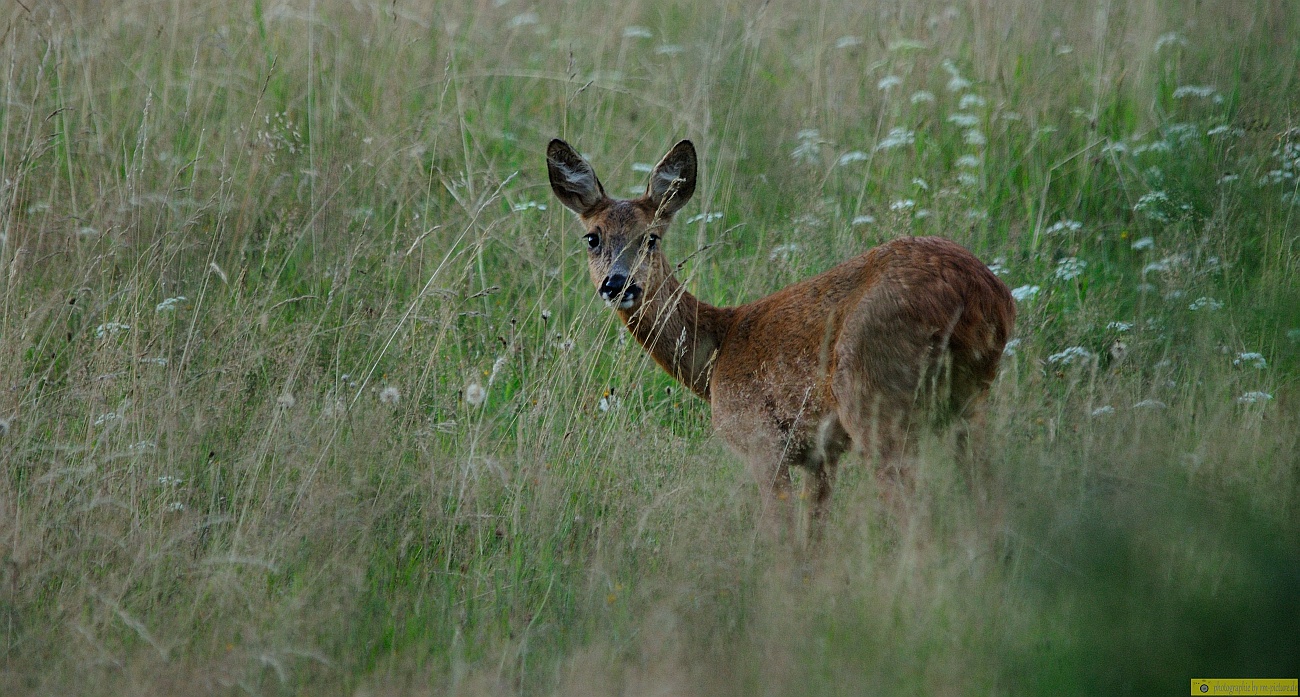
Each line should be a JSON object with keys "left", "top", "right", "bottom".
{"left": 1, "top": 0, "right": 1298, "bottom": 694}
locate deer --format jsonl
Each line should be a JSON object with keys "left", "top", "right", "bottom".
{"left": 546, "top": 138, "right": 1016, "bottom": 546}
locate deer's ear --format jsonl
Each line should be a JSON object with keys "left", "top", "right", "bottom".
{"left": 547, "top": 139, "right": 606, "bottom": 215}
{"left": 646, "top": 140, "right": 697, "bottom": 219}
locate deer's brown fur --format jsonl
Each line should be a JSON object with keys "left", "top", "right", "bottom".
{"left": 547, "top": 138, "right": 1015, "bottom": 543}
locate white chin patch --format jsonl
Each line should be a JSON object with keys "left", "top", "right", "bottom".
{"left": 617, "top": 298, "right": 637, "bottom": 310}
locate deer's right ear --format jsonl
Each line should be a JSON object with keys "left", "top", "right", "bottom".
{"left": 547, "top": 139, "right": 606, "bottom": 216}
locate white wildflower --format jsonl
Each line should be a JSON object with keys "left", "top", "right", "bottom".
{"left": 140, "top": 357, "right": 168, "bottom": 366}
{"left": 791, "top": 213, "right": 824, "bottom": 229}
{"left": 1188, "top": 297, "right": 1223, "bottom": 311}
{"left": 1134, "top": 191, "right": 1172, "bottom": 222}
{"left": 1233, "top": 352, "right": 1266, "bottom": 369}
{"left": 1045, "top": 220, "right": 1083, "bottom": 236}
{"left": 1258, "top": 169, "right": 1292, "bottom": 186}
{"left": 598, "top": 390, "right": 619, "bottom": 412}
{"left": 877, "top": 75, "right": 903, "bottom": 91}
{"left": 915, "top": 209, "right": 932, "bottom": 219}
{"left": 1047, "top": 346, "right": 1093, "bottom": 366}
{"left": 166, "top": 501, "right": 186, "bottom": 513}
{"left": 837, "top": 151, "right": 869, "bottom": 166}
{"left": 379, "top": 386, "right": 401, "bottom": 405}
{"left": 964, "top": 129, "right": 987, "bottom": 147}
{"left": 622, "top": 26, "right": 652, "bottom": 39}
{"left": 1010, "top": 285, "right": 1040, "bottom": 302}
{"left": 956, "top": 172, "right": 980, "bottom": 187}
{"left": 1236, "top": 391, "right": 1273, "bottom": 404}
{"left": 209, "top": 262, "right": 229, "bottom": 284}
{"left": 1054, "top": 257, "right": 1086, "bottom": 281}
{"left": 889, "top": 199, "right": 915, "bottom": 212}
{"left": 910, "top": 91, "right": 936, "bottom": 104}
{"left": 631, "top": 162, "right": 654, "bottom": 173}
{"left": 506, "top": 12, "right": 539, "bottom": 28}
{"left": 654, "top": 44, "right": 685, "bottom": 55}
{"left": 942, "top": 60, "right": 971, "bottom": 92}
{"left": 1142, "top": 259, "right": 1172, "bottom": 274}
{"left": 1207, "top": 125, "right": 1243, "bottom": 138}
{"left": 792, "top": 129, "right": 822, "bottom": 164}
{"left": 94, "top": 322, "right": 131, "bottom": 339}
{"left": 912, "top": 177, "right": 929, "bottom": 191}
{"left": 512, "top": 200, "right": 548, "bottom": 212}
{"left": 1106, "top": 321, "right": 1133, "bottom": 332}
{"left": 541, "top": 309, "right": 552, "bottom": 322}
{"left": 875, "top": 127, "right": 915, "bottom": 151}
{"left": 1154, "top": 32, "right": 1186, "bottom": 52}
{"left": 1131, "top": 236, "right": 1154, "bottom": 251}
{"left": 465, "top": 382, "right": 487, "bottom": 407}
{"left": 834, "top": 35, "right": 864, "bottom": 49}
{"left": 769, "top": 243, "right": 802, "bottom": 263}
{"left": 947, "top": 113, "right": 979, "bottom": 127}
{"left": 955, "top": 154, "right": 982, "bottom": 168}
{"left": 1172, "top": 85, "right": 1218, "bottom": 100}
{"left": 958, "top": 94, "right": 986, "bottom": 109}
{"left": 555, "top": 337, "right": 575, "bottom": 352}
{"left": 1288, "top": 328, "right": 1300, "bottom": 343}
{"left": 157, "top": 475, "right": 184, "bottom": 487}
{"left": 851, "top": 215, "right": 876, "bottom": 226}
{"left": 1132, "top": 399, "right": 1168, "bottom": 410}
{"left": 1133, "top": 141, "right": 1172, "bottom": 156}
{"left": 1002, "top": 338, "right": 1021, "bottom": 357}
{"left": 489, "top": 355, "right": 509, "bottom": 386}
{"left": 1090, "top": 405, "right": 1115, "bottom": 417}
{"left": 1216, "top": 173, "right": 1239, "bottom": 185}
{"left": 276, "top": 392, "right": 296, "bottom": 409}
{"left": 93, "top": 412, "right": 120, "bottom": 426}
{"left": 0, "top": 418, "right": 9, "bottom": 438}
{"left": 155, "top": 296, "right": 187, "bottom": 313}
{"left": 77, "top": 226, "right": 100, "bottom": 239}
{"left": 685, "top": 211, "right": 724, "bottom": 224}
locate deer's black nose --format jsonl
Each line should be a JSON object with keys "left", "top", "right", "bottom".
{"left": 600, "top": 274, "right": 628, "bottom": 298}
{"left": 599, "top": 274, "right": 641, "bottom": 307}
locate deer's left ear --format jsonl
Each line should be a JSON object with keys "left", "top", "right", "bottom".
{"left": 645, "top": 140, "right": 696, "bottom": 219}
{"left": 547, "top": 139, "right": 607, "bottom": 216}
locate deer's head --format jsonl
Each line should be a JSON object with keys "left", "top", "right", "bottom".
{"left": 546, "top": 139, "right": 697, "bottom": 313}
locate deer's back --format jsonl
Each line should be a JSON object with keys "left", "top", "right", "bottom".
{"left": 710, "top": 236, "right": 1013, "bottom": 442}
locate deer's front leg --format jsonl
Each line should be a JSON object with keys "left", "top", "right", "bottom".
{"left": 748, "top": 455, "right": 796, "bottom": 543}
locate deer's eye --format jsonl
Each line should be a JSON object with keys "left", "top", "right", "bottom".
{"left": 647, "top": 234, "right": 661, "bottom": 250}
{"left": 584, "top": 232, "right": 600, "bottom": 250}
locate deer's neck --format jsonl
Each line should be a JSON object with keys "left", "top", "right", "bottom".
{"left": 618, "top": 276, "right": 732, "bottom": 400}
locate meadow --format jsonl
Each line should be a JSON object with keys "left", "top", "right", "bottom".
{"left": 1, "top": 0, "right": 1297, "bottom": 694}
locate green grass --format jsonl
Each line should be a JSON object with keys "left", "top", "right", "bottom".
{"left": 1, "top": 0, "right": 1297, "bottom": 694}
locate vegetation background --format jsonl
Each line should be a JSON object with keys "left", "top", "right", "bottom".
{"left": 1, "top": 0, "right": 1297, "bottom": 694}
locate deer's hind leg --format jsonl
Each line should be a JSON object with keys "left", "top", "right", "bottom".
{"left": 831, "top": 303, "right": 935, "bottom": 521}
{"left": 952, "top": 390, "right": 1006, "bottom": 543}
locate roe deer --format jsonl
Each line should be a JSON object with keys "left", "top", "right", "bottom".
{"left": 546, "top": 138, "right": 1015, "bottom": 543}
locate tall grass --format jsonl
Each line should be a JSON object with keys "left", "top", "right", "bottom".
{"left": 1, "top": 0, "right": 1297, "bottom": 694}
